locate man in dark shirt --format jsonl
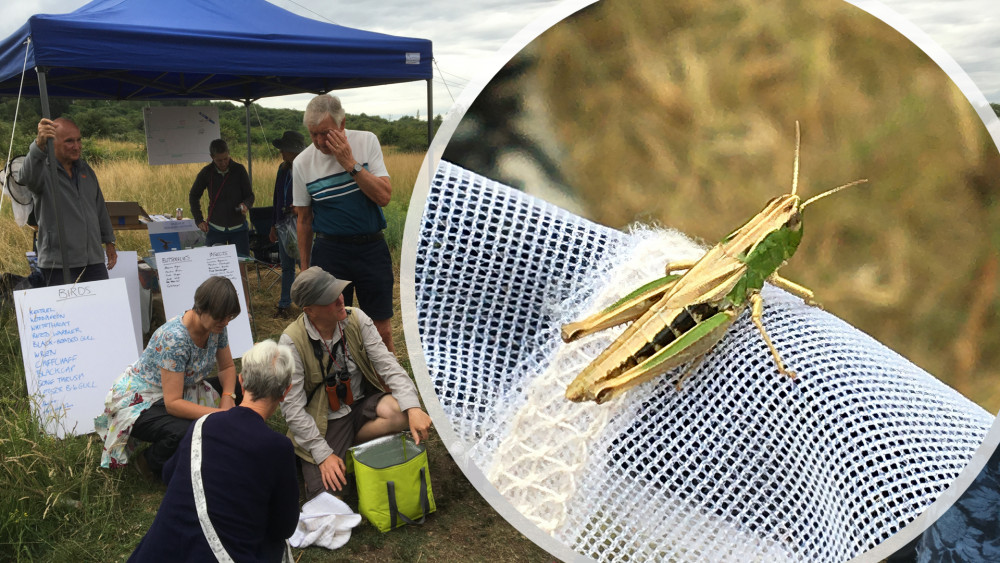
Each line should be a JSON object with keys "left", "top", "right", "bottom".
{"left": 188, "top": 139, "right": 254, "bottom": 257}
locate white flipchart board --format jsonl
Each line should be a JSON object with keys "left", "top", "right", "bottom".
{"left": 14, "top": 278, "right": 140, "bottom": 438}
{"left": 108, "top": 251, "right": 142, "bottom": 353}
{"left": 143, "top": 106, "right": 221, "bottom": 166}
{"left": 156, "top": 245, "right": 253, "bottom": 358}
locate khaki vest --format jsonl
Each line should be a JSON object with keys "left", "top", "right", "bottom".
{"left": 283, "top": 308, "right": 387, "bottom": 463}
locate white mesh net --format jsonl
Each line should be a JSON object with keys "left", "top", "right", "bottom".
{"left": 413, "top": 161, "right": 992, "bottom": 562}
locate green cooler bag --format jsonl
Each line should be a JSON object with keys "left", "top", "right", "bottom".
{"left": 350, "top": 433, "right": 436, "bottom": 532}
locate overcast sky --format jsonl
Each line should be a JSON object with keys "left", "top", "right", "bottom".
{"left": 1, "top": 0, "right": 997, "bottom": 119}
{"left": 877, "top": 0, "right": 1000, "bottom": 104}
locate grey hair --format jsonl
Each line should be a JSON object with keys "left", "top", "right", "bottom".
{"left": 240, "top": 340, "right": 294, "bottom": 401}
{"left": 303, "top": 94, "right": 346, "bottom": 128}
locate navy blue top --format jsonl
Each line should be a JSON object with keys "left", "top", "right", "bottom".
{"left": 129, "top": 407, "right": 299, "bottom": 562}
{"left": 890, "top": 441, "right": 1000, "bottom": 562}
{"left": 271, "top": 162, "right": 294, "bottom": 227}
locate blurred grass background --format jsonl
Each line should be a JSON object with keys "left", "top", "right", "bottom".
{"left": 445, "top": 0, "right": 1000, "bottom": 413}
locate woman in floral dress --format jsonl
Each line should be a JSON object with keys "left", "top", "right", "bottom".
{"left": 95, "top": 276, "right": 242, "bottom": 478}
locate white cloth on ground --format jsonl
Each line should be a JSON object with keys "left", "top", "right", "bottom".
{"left": 288, "top": 492, "right": 362, "bottom": 550}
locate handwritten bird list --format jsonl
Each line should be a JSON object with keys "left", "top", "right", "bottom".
{"left": 15, "top": 279, "right": 139, "bottom": 438}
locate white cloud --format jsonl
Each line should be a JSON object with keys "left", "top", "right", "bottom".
{"left": 878, "top": 0, "right": 1000, "bottom": 100}
{"left": 246, "top": 0, "right": 567, "bottom": 115}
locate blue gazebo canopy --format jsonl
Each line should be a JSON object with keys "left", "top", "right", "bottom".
{"left": 0, "top": 0, "right": 433, "bottom": 101}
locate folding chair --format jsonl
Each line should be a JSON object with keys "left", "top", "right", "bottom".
{"left": 247, "top": 206, "right": 282, "bottom": 291}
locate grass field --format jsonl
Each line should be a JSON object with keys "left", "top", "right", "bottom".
{"left": 0, "top": 147, "right": 551, "bottom": 561}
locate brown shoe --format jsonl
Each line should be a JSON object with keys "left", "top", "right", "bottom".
{"left": 132, "top": 450, "right": 157, "bottom": 481}
{"left": 273, "top": 306, "right": 292, "bottom": 319}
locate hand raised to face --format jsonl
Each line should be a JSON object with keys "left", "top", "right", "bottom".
{"left": 324, "top": 128, "right": 355, "bottom": 168}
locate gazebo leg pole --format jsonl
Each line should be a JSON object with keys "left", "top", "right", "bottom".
{"left": 427, "top": 79, "right": 433, "bottom": 146}
{"left": 36, "top": 68, "right": 71, "bottom": 285}
{"left": 244, "top": 100, "right": 253, "bottom": 185}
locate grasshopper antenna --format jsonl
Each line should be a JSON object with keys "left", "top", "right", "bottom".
{"left": 791, "top": 121, "right": 801, "bottom": 196}
{"left": 801, "top": 179, "right": 868, "bottom": 210}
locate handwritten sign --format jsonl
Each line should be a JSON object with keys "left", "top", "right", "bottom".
{"left": 108, "top": 251, "right": 143, "bottom": 353}
{"left": 157, "top": 245, "right": 253, "bottom": 358}
{"left": 14, "top": 279, "right": 139, "bottom": 438}
{"left": 143, "top": 106, "right": 221, "bottom": 166}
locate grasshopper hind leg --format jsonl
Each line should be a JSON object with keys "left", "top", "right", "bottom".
{"left": 665, "top": 259, "right": 698, "bottom": 275}
{"left": 750, "top": 293, "right": 796, "bottom": 379}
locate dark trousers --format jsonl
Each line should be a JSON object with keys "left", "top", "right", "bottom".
{"left": 39, "top": 263, "right": 109, "bottom": 287}
{"left": 206, "top": 225, "right": 251, "bottom": 257}
{"left": 299, "top": 392, "right": 385, "bottom": 499}
{"left": 310, "top": 236, "right": 394, "bottom": 320}
{"left": 130, "top": 401, "right": 192, "bottom": 480}
{"left": 130, "top": 377, "right": 241, "bottom": 479}
{"left": 276, "top": 229, "right": 296, "bottom": 308}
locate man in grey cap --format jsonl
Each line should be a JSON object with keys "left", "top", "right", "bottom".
{"left": 269, "top": 130, "right": 306, "bottom": 318}
{"left": 279, "top": 266, "right": 432, "bottom": 498}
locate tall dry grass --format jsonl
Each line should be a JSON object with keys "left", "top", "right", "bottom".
{"left": 0, "top": 304, "right": 166, "bottom": 559}
{"left": 0, "top": 147, "right": 423, "bottom": 274}
{"left": 476, "top": 0, "right": 1000, "bottom": 411}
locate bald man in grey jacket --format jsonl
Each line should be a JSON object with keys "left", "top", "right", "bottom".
{"left": 20, "top": 117, "right": 116, "bottom": 286}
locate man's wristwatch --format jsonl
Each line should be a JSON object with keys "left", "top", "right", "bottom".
{"left": 222, "top": 391, "right": 235, "bottom": 401}
{"left": 349, "top": 162, "right": 363, "bottom": 177}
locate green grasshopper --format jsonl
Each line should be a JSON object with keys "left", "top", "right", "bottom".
{"left": 562, "top": 124, "right": 866, "bottom": 404}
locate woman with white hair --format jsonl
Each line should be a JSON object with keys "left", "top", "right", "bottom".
{"left": 129, "top": 340, "right": 300, "bottom": 562}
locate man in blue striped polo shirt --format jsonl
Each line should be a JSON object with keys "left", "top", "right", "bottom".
{"left": 293, "top": 94, "right": 397, "bottom": 353}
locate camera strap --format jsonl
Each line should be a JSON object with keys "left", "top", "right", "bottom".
{"left": 316, "top": 324, "right": 347, "bottom": 378}
{"left": 305, "top": 323, "right": 349, "bottom": 405}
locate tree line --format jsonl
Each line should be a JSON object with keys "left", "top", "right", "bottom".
{"left": 4, "top": 99, "right": 996, "bottom": 162}
{"left": 0, "top": 98, "right": 441, "bottom": 160}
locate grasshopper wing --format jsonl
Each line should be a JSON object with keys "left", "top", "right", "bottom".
{"left": 562, "top": 274, "right": 681, "bottom": 342}
{"left": 565, "top": 248, "right": 749, "bottom": 404}
{"left": 587, "top": 309, "right": 739, "bottom": 403}
{"left": 562, "top": 246, "right": 745, "bottom": 344}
